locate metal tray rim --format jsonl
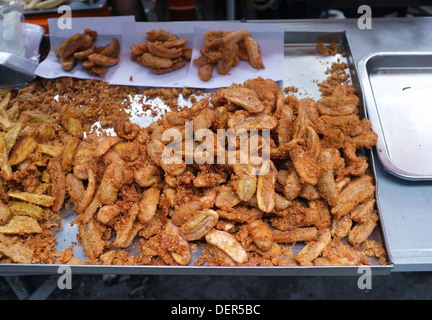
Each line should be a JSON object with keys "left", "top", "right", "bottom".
{"left": 0, "top": 263, "right": 393, "bottom": 276}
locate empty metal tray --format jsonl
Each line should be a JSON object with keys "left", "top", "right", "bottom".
{"left": 358, "top": 52, "right": 432, "bottom": 181}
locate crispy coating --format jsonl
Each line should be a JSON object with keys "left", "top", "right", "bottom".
{"left": 55, "top": 30, "right": 119, "bottom": 78}
{"left": 0, "top": 64, "right": 383, "bottom": 266}
{"left": 132, "top": 29, "right": 191, "bottom": 75}
{"left": 194, "top": 29, "right": 264, "bottom": 81}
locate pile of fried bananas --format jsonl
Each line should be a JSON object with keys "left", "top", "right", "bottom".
{"left": 130, "top": 29, "right": 192, "bottom": 75}
{"left": 0, "top": 74, "right": 386, "bottom": 267}
{"left": 193, "top": 29, "right": 265, "bottom": 82}
{"left": 55, "top": 29, "right": 120, "bottom": 78}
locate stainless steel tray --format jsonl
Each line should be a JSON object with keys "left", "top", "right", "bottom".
{"left": 23, "top": 0, "right": 107, "bottom": 15}
{"left": 0, "top": 30, "right": 393, "bottom": 276}
{"left": 358, "top": 52, "right": 432, "bottom": 181}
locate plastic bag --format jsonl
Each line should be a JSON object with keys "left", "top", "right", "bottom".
{"left": 0, "top": 1, "right": 44, "bottom": 62}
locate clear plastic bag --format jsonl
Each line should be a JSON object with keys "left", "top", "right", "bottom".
{"left": 0, "top": 1, "right": 44, "bottom": 62}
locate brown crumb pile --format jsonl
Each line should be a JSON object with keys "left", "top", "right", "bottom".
{"left": 0, "top": 72, "right": 386, "bottom": 267}
{"left": 316, "top": 42, "right": 347, "bottom": 57}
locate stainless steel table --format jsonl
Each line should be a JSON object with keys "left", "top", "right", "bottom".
{"left": 267, "top": 17, "right": 432, "bottom": 272}
{"left": 2, "top": 17, "right": 431, "bottom": 277}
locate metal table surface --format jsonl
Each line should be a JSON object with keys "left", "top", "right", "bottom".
{"left": 265, "top": 17, "right": 432, "bottom": 272}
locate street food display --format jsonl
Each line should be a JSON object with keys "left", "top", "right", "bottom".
{"left": 0, "top": 25, "right": 387, "bottom": 267}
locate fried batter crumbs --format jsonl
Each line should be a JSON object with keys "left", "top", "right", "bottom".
{"left": 0, "top": 73, "right": 386, "bottom": 267}
{"left": 316, "top": 42, "right": 347, "bottom": 57}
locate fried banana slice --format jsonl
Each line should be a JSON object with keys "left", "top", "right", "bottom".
{"left": 60, "top": 56, "right": 77, "bottom": 71}
{"left": 9, "top": 136, "right": 38, "bottom": 166}
{"left": 314, "top": 240, "right": 369, "bottom": 266}
{"left": 205, "top": 229, "right": 248, "bottom": 264}
{"left": 219, "top": 86, "right": 265, "bottom": 113}
{"left": 74, "top": 45, "right": 95, "bottom": 60}
{"left": 97, "top": 204, "right": 121, "bottom": 226}
{"left": 256, "top": 160, "right": 276, "bottom": 213}
{"left": 78, "top": 218, "right": 109, "bottom": 259}
{"left": 55, "top": 33, "right": 91, "bottom": 59}
{"left": 98, "top": 163, "right": 123, "bottom": 205}
{"left": 331, "top": 175, "right": 376, "bottom": 219}
{"left": 147, "top": 29, "right": 178, "bottom": 42}
{"left": 138, "top": 186, "right": 160, "bottom": 225}
{"left": 93, "top": 136, "right": 120, "bottom": 158}
{"left": 331, "top": 215, "right": 352, "bottom": 239}
{"left": 0, "top": 134, "right": 12, "bottom": 179}
{"left": 215, "top": 185, "right": 241, "bottom": 210}
{"left": 206, "top": 29, "right": 251, "bottom": 48}
{"left": 289, "top": 143, "right": 321, "bottom": 185}
{"left": 216, "top": 206, "right": 263, "bottom": 223}
{"left": 88, "top": 53, "right": 120, "bottom": 67}
{"left": 150, "top": 59, "right": 187, "bottom": 75}
{"left": 348, "top": 210, "right": 379, "bottom": 247}
{"left": 161, "top": 220, "right": 191, "bottom": 265}
{"left": 134, "top": 164, "right": 161, "bottom": 188}
{"left": 0, "top": 239, "right": 33, "bottom": 264}
{"left": 316, "top": 85, "right": 359, "bottom": 116}
{"left": 197, "top": 63, "right": 214, "bottom": 82}
{"left": 243, "top": 35, "right": 264, "bottom": 69}
{"left": 0, "top": 202, "right": 12, "bottom": 225}
{"left": 295, "top": 229, "right": 331, "bottom": 266}
{"left": 316, "top": 149, "right": 339, "bottom": 207}
{"left": 272, "top": 227, "right": 318, "bottom": 243}
{"left": 48, "top": 158, "right": 66, "bottom": 212}
{"left": 281, "top": 167, "right": 302, "bottom": 201}
{"left": 228, "top": 112, "right": 278, "bottom": 131}
{"left": 74, "top": 168, "right": 96, "bottom": 214}
{"left": 147, "top": 138, "right": 186, "bottom": 176}
{"left": 217, "top": 42, "right": 239, "bottom": 75}
{"left": 130, "top": 43, "right": 149, "bottom": 60}
{"left": 147, "top": 40, "right": 184, "bottom": 59}
{"left": 4, "top": 123, "right": 23, "bottom": 153}
{"left": 63, "top": 111, "right": 84, "bottom": 138}
{"left": 112, "top": 203, "right": 141, "bottom": 248}
{"left": 62, "top": 137, "right": 80, "bottom": 172}
{"left": 0, "top": 215, "right": 42, "bottom": 234}
{"left": 100, "top": 38, "right": 120, "bottom": 57}
{"left": 180, "top": 209, "right": 218, "bottom": 241}
{"left": 8, "top": 192, "right": 54, "bottom": 207}
{"left": 9, "top": 201, "right": 43, "bottom": 221}
{"left": 231, "top": 163, "right": 257, "bottom": 202}
{"left": 247, "top": 220, "right": 274, "bottom": 251}
{"left": 136, "top": 53, "right": 174, "bottom": 69}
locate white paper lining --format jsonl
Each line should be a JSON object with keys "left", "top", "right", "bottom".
{"left": 35, "top": 17, "right": 285, "bottom": 89}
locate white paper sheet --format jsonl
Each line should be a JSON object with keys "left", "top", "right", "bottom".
{"left": 34, "top": 16, "right": 135, "bottom": 81}
{"left": 35, "top": 18, "right": 285, "bottom": 89}
{"left": 187, "top": 21, "right": 285, "bottom": 89}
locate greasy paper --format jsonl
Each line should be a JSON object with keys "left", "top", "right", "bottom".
{"left": 35, "top": 18, "right": 284, "bottom": 89}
